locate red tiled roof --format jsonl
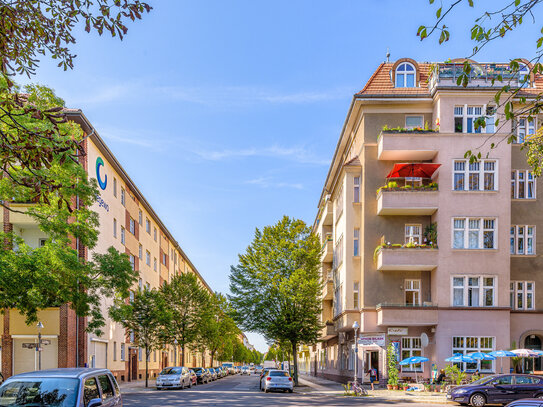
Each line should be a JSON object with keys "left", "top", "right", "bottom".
{"left": 357, "top": 62, "right": 432, "bottom": 97}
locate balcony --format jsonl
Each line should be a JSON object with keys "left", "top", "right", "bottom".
{"left": 375, "top": 247, "right": 438, "bottom": 271}
{"left": 323, "top": 275, "right": 333, "bottom": 300}
{"left": 377, "top": 189, "right": 438, "bottom": 215}
{"left": 321, "top": 234, "right": 333, "bottom": 263}
{"left": 319, "top": 321, "right": 337, "bottom": 341}
{"left": 376, "top": 303, "right": 438, "bottom": 326}
{"left": 318, "top": 201, "right": 333, "bottom": 227}
{"left": 378, "top": 130, "right": 438, "bottom": 161}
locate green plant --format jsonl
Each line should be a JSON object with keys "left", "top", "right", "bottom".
{"left": 342, "top": 383, "right": 354, "bottom": 396}
{"left": 404, "top": 240, "right": 417, "bottom": 248}
{"left": 387, "top": 343, "right": 399, "bottom": 386}
{"left": 471, "top": 374, "right": 480, "bottom": 383}
{"left": 373, "top": 243, "right": 387, "bottom": 263}
{"left": 511, "top": 341, "right": 523, "bottom": 373}
{"left": 445, "top": 364, "right": 467, "bottom": 385}
{"left": 424, "top": 223, "right": 438, "bottom": 247}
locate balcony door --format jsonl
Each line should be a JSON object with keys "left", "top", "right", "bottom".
{"left": 405, "top": 279, "right": 421, "bottom": 306}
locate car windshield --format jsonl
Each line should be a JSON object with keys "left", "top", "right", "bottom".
{"left": 269, "top": 371, "right": 289, "bottom": 377}
{"left": 470, "top": 375, "right": 498, "bottom": 385}
{"left": 192, "top": 368, "right": 203, "bottom": 373}
{"left": 0, "top": 378, "right": 79, "bottom": 407}
{"left": 159, "top": 368, "right": 182, "bottom": 375}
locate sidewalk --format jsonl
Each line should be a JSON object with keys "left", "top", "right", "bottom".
{"left": 119, "top": 380, "right": 156, "bottom": 393}
{"left": 298, "top": 374, "right": 449, "bottom": 403}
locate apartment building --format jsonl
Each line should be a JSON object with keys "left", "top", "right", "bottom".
{"left": 307, "top": 58, "right": 543, "bottom": 383}
{"left": 0, "top": 109, "right": 213, "bottom": 382}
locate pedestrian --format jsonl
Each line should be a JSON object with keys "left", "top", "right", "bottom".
{"left": 435, "top": 369, "right": 446, "bottom": 384}
{"left": 367, "top": 367, "right": 377, "bottom": 390}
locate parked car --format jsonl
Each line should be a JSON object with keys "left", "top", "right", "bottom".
{"left": 156, "top": 366, "right": 192, "bottom": 390}
{"left": 208, "top": 368, "right": 218, "bottom": 381}
{"left": 260, "top": 370, "right": 293, "bottom": 393}
{"left": 254, "top": 365, "right": 263, "bottom": 374}
{"left": 0, "top": 368, "right": 122, "bottom": 407}
{"left": 506, "top": 399, "right": 543, "bottom": 407}
{"left": 193, "top": 367, "right": 211, "bottom": 384}
{"left": 188, "top": 369, "right": 197, "bottom": 386}
{"left": 212, "top": 368, "right": 222, "bottom": 378}
{"left": 448, "top": 374, "right": 543, "bottom": 407}
{"left": 259, "top": 368, "right": 278, "bottom": 389}
{"left": 241, "top": 366, "right": 250, "bottom": 375}
{"left": 222, "top": 363, "right": 234, "bottom": 374}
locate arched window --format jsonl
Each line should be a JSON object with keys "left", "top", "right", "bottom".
{"left": 396, "top": 62, "right": 416, "bottom": 88}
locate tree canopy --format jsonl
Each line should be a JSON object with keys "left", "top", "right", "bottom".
{"left": 229, "top": 216, "right": 322, "bottom": 384}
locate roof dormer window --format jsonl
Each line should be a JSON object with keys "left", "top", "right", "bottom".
{"left": 396, "top": 62, "right": 416, "bottom": 88}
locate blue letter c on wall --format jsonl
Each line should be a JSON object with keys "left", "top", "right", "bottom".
{"left": 96, "top": 157, "right": 107, "bottom": 190}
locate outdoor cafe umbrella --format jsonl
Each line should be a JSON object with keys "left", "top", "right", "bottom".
{"left": 399, "top": 356, "right": 429, "bottom": 383}
{"left": 489, "top": 350, "right": 516, "bottom": 373}
{"left": 445, "top": 355, "right": 476, "bottom": 363}
{"left": 511, "top": 349, "right": 541, "bottom": 373}
{"left": 386, "top": 163, "right": 441, "bottom": 179}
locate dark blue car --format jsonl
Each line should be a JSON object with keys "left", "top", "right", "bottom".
{"left": 448, "top": 374, "right": 543, "bottom": 407}
{"left": 0, "top": 368, "right": 122, "bottom": 407}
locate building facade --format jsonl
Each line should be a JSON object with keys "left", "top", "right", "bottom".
{"left": 307, "top": 58, "right": 543, "bottom": 383}
{"left": 0, "top": 110, "right": 214, "bottom": 382}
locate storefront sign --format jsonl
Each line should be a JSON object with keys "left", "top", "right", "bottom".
{"left": 358, "top": 334, "right": 385, "bottom": 347}
{"left": 388, "top": 327, "right": 408, "bottom": 336}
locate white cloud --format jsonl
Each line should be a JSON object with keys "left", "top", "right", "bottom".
{"left": 245, "top": 177, "right": 303, "bottom": 190}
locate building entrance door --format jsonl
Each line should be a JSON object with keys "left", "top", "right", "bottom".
{"left": 130, "top": 350, "right": 138, "bottom": 381}
{"left": 524, "top": 335, "right": 542, "bottom": 372}
{"left": 363, "top": 350, "right": 379, "bottom": 383}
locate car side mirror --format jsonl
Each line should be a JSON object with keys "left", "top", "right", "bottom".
{"left": 87, "top": 398, "right": 103, "bottom": 407}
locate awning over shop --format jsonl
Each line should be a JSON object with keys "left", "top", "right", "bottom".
{"left": 386, "top": 163, "right": 441, "bottom": 179}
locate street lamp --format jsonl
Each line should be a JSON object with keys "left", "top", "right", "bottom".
{"left": 36, "top": 322, "right": 44, "bottom": 371}
{"left": 174, "top": 339, "right": 178, "bottom": 366}
{"left": 352, "top": 321, "right": 359, "bottom": 385}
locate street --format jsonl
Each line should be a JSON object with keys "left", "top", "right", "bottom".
{"left": 122, "top": 374, "right": 447, "bottom": 406}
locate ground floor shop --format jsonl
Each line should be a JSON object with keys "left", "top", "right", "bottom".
{"left": 310, "top": 309, "right": 542, "bottom": 384}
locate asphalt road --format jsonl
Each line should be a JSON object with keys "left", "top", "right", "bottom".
{"left": 122, "top": 374, "right": 447, "bottom": 407}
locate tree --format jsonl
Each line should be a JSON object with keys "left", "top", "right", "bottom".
{"left": 229, "top": 216, "right": 322, "bottom": 385}
{"left": 199, "top": 293, "right": 238, "bottom": 368}
{"left": 418, "top": 0, "right": 543, "bottom": 171}
{"left": 109, "top": 288, "right": 165, "bottom": 387}
{"left": 160, "top": 272, "right": 209, "bottom": 366}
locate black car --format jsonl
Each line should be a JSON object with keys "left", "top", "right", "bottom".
{"left": 448, "top": 374, "right": 543, "bottom": 407}
{"left": 192, "top": 367, "right": 211, "bottom": 384}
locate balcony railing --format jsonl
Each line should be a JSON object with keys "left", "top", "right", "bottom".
{"left": 375, "top": 246, "right": 438, "bottom": 271}
{"left": 321, "top": 234, "right": 333, "bottom": 263}
{"left": 376, "top": 302, "right": 438, "bottom": 326}
{"left": 378, "top": 130, "right": 439, "bottom": 161}
{"left": 376, "top": 187, "right": 439, "bottom": 216}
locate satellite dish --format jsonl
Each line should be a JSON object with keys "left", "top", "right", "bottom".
{"left": 421, "top": 333, "right": 429, "bottom": 348}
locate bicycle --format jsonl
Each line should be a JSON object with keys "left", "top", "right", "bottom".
{"left": 351, "top": 380, "right": 368, "bottom": 396}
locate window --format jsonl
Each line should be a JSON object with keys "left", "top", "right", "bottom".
{"left": 452, "top": 218, "right": 496, "bottom": 249}
{"left": 138, "top": 278, "right": 142, "bottom": 291}
{"left": 516, "top": 117, "right": 536, "bottom": 143}
{"left": 146, "top": 218, "right": 151, "bottom": 234}
{"left": 452, "top": 276, "right": 495, "bottom": 307}
{"left": 146, "top": 250, "right": 151, "bottom": 266}
{"left": 121, "top": 343, "right": 125, "bottom": 361}
{"left": 113, "top": 342, "right": 117, "bottom": 361}
{"left": 138, "top": 210, "right": 142, "bottom": 225}
{"left": 145, "top": 282, "right": 150, "bottom": 290}
{"left": 153, "top": 258, "right": 157, "bottom": 272}
{"left": 511, "top": 170, "right": 536, "bottom": 199}
{"left": 353, "top": 176, "right": 360, "bottom": 203}
{"left": 333, "top": 235, "right": 343, "bottom": 270}
{"left": 454, "top": 105, "right": 491, "bottom": 133}
{"left": 353, "top": 282, "right": 359, "bottom": 309}
{"left": 98, "top": 375, "right": 114, "bottom": 400}
{"left": 129, "top": 218, "right": 135, "bottom": 235}
{"left": 453, "top": 336, "right": 494, "bottom": 372}
{"left": 353, "top": 228, "right": 360, "bottom": 256}
{"left": 401, "top": 337, "right": 422, "bottom": 372}
{"left": 129, "top": 254, "right": 135, "bottom": 270}
{"left": 154, "top": 227, "right": 157, "bottom": 242}
{"left": 113, "top": 178, "right": 117, "bottom": 197}
{"left": 510, "top": 281, "right": 535, "bottom": 310}
{"left": 139, "top": 244, "right": 143, "bottom": 260}
{"left": 453, "top": 160, "right": 496, "bottom": 191}
{"left": 405, "top": 224, "right": 422, "bottom": 244}
{"left": 121, "top": 227, "right": 125, "bottom": 245}
{"left": 333, "top": 282, "right": 343, "bottom": 317}
{"left": 39, "top": 238, "right": 47, "bottom": 247}
{"left": 335, "top": 186, "right": 343, "bottom": 222}
{"left": 511, "top": 225, "right": 535, "bottom": 255}
{"left": 130, "top": 330, "right": 135, "bottom": 343}
{"left": 405, "top": 279, "right": 421, "bottom": 306}
{"left": 113, "top": 219, "right": 117, "bottom": 238}
{"left": 83, "top": 377, "right": 100, "bottom": 406}
{"left": 162, "top": 253, "right": 167, "bottom": 266}
{"left": 395, "top": 62, "right": 415, "bottom": 88}
{"left": 405, "top": 115, "right": 423, "bottom": 129}
{"left": 121, "top": 188, "right": 125, "bottom": 206}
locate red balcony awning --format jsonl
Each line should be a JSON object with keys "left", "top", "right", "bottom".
{"left": 386, "top": 163, "right": 441, "bottom": 179}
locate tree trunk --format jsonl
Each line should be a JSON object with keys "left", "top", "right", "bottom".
{"left": 145, "top": 348, "right": 150, "bottom": 388}
{"left": 211, "top": 350, "right": 215, "bottom": 368}
{"left": 291, "top": 341, "right": 298, "bottom": 386}
{"left": 181, "top": 344, "right": 185, "bottom": 367}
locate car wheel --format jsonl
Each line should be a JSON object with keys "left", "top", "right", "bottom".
{"left": 535, "top": 394, "right": 543, "bottom": 399}
{"left": 264, "top": 388, "right": 269, "bottom": 393}
{"left": 288, "top": 389, "right": 293, "bottom": 393}
{"left": 469, "top": 393, "right": 486, "bottom": 407}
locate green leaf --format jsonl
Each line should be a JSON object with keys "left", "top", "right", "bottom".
{"left": 436, "top": 7, "right": 442, "bottom": 18}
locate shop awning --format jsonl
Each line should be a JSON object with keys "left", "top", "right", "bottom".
{"left": 386, "top": 163, "right": 441, "bottom": 179}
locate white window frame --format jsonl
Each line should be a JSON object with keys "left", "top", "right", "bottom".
{"left": 516, "top": 117, "right": 536, "bottom": 144}
{"left": 395, "top": 62, "right": 416, "bottom": 88}
{"left": 121, "top": 227, "right": 125, "bottom": 245}
{"left": 511, "top": 225, "right": 535, "bottom": 255}
{"left": 401, "top": 337, "right": 422, "bottom": 372}
{"left": 146, "top": 250, "right": 151, "bottom": 266}
{"left": 405, "top": 224, "right": 422, "bottom": 244}
{"left": 452, "top": 159, "right": 497, "bottom": 191}
{"left": 454, "top": 105, "right": 495, "bottom": 134}
{"left": 121, "top": 188, "right": 125, "bottom": 206}
{"left": 353, "top": 228, "right": 360, "bottom": 256}
{"left": 451, "top": 276, "right": 496, "bottom": 307}
{"left": 453, "top": 336, "right": 494, "bottom": 372}
{"left": 451, "top": 217, "right": 497, "bottom": 249}
{"left": 511, "top": 170, "right": 536, "bottom": 199}
{"left": 154, "top": 227, "right": 157, "bottom": 242}
{"left": 120, "top": 343, "right": 125, "bottom": 361}
{"left": 510, "top": 281, "right": 535, "bottom": 310}
{"left": 405, "top": 115, "right": 424, "bottom": 129}
{"left": 333, "top": 235, "right": 344, "bottom": 270}
{"left": 405, "top": 279, "right": 421, "bottom": 306}
{"left": 353, "top": 281, "right": 359, "bottom": 310}
{"left": 353, "top": 177, "right": 360, "bottom": 203}
{"left": 113, "top": 178, "right": 117, "bottom": 197}
{"left": 129, "top": 218, "right": 135, "bottom": 235}
{"left": 146, "top": 219, "right": 151, "bottom": 234}
{"left": 138, "top": 210, "right": 142, "bottom": 225}
{"left": 113, "top": 218, "right": 117, "bottom": 238}
{"left": 335, "top": 186, "right": 344, "bottom": 222}
{"left": 139, "top": 244, "right": 143, "bottom": 260}
{"left": 130, "top": 254, "right": 135, "bottom": 271}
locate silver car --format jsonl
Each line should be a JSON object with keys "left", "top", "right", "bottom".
{"left": 261, "top": 370, "right": 293, "bottom": 393}
{"left": 156, "top": 366, "right": 192, "bottom": 390}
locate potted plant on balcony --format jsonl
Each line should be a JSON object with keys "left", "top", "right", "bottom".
{"left": 387, "top": 343, "right": 399, "bottom": 390}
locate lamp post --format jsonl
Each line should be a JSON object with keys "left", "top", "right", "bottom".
{"left": 36, "top": 322, "right": 44, "bottom": 371}
{"left": 174, "top": 339, "right": 178, "bottom": 366}
{"left": 352, "top": 321, "right": 359, "bottom": 385}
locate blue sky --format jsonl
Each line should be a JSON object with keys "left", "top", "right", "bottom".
{"left": 21, "top": 0, "right": 543, "bottom": 352}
